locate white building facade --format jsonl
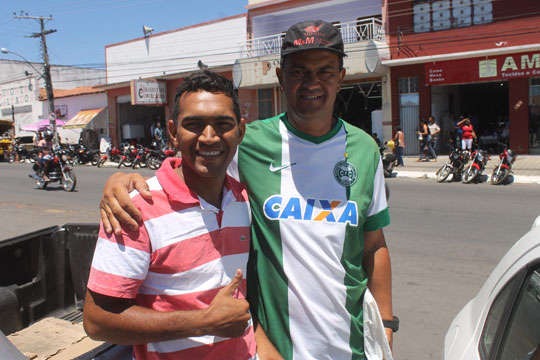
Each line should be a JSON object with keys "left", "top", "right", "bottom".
{"left": 0, "top": 59, "right": 105, "bottom": 137}
{"left": 103, "top": 14, "right": 247, "bottom": 146}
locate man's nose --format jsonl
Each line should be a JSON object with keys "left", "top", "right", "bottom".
{"left": 199, "top": 125, "right": 219, "bottom": 143}
{"left": 303, "top": 72, "right": 320, "bottom": 90}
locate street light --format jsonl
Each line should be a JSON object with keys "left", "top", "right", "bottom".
{"left": 1, "top": 47, "right": 57, "bottom": 141}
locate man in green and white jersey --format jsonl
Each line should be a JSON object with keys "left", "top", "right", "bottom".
{"left": 100, "top": 20, "right": 393, "bottom": 360}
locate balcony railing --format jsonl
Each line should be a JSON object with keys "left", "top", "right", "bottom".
{"left": 240, "top": 18, "right": 385, "bottom": 58}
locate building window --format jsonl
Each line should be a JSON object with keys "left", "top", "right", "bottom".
{"left": 258, "top": 88, "right": 273, "bottom": 119}
{"left": 413, "top": 0, "right": 492, "bottom": 33}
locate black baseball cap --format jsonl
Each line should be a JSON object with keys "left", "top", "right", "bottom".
{"left": 281, "top": 20, "right": 347, "bottom": 58}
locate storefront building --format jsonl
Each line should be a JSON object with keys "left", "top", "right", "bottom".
{"left": 102, "top": 15, "right": 247, "bottom": 147}
{"left": 383, "top": 0, "right": 540, "bottom": 154}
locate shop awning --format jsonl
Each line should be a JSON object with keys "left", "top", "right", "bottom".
{"left": 63, "top": 108, "right": 105, "bottom": 129}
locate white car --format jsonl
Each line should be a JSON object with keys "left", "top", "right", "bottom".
{"left": 444, "top": 216, "right": 540, "bottom": 359}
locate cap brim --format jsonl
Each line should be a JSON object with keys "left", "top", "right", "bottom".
{"left": 281, "top": 47, "right": 347, "bottom": 58}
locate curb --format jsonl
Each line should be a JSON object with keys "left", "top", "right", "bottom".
{"left": 392, "top": 170, "right": 540, "bottom": 184}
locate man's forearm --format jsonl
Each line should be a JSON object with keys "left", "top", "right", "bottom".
{"left": 83, "top": 292, "right": 210, "bottom": 345}
{"left": 363, "top": 229, "right": 393, "bottom": 338}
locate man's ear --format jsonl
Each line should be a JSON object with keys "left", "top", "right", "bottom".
{"left": 167, "top": 119, "right": 179, "bottom": 148}
{"left": 238, "top": 117, "right": 246, "bottom": 143}
{"left": 337, "top": 67, "right": 346, "bottom": 92}
{"left": 276, "top": 66, "right": 284, "bottom": 89}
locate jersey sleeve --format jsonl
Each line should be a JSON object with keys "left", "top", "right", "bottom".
{"left": 364, "top": 158, "right": 390, "bottom": 232}
{"left": 87, "top": 217, "right": 152, "bottom": 299}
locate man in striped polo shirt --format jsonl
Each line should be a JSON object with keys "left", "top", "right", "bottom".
{"left": 84, "top": 71, "right": 267, "bottom": 359}
{"left": 99, "top": 20, "right": 394, "bottom": 359}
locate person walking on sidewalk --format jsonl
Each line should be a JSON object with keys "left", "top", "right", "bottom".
{"left": 428, "top": 115, "right": 440, "bottom": 157}
{"left": 417, "top": 119, "right": 437, "bottom": 162}
{"left": 394, "top": 125, "right": 405, "bottom": 166}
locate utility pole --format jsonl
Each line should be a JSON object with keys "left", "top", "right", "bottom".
{"left": 14, "top": 14, "right": 57, "bottom": 140}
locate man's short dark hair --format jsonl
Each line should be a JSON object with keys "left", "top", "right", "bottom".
{"left": 171, "top": 70, "right": 240, "bottom": 124}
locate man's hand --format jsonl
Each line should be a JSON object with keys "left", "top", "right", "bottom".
{"left": 203, "top": 269, "right": 251, "bottom": 338}
{"left": 385, "top": 328, "right": 393, "bottom": 351}
{"left": 100, "top": 172, "right": 151, "bottom": 235}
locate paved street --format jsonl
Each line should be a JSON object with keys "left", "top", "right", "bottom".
{"left": 1, "top": 161, "right": 539, "bottom": 358}
{"left": 0, "top": 162, "right": 155, "bottom": 239}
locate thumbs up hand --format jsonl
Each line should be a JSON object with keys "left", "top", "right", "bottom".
{"left": 203, "top": 269, "right": 251, "bottom": 338}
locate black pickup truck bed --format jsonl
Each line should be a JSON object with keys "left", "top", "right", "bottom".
{"left": 0, "top": 224, "right": 131, "bottom": 359}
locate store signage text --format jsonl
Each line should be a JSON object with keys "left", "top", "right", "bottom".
{"left": 0, "top": 77, "right": 38, "bottom": 110}
{"left": 130, "top": 80, "right": 167, "bottom": 105}
{"left": 425, "top": 51, "right": 540, "bottom": 85}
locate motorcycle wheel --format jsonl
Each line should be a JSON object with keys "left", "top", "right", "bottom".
{"left": 123, "top": 159, "right": 133, "bottom": 167}
{"left": 138, "top": 158, "right": 148, "bottom": 168}
{"left": 462, "top": 167, "right": 478, "bottom": 184}
{"left": 91, "top": 153, "right": 100, "bottom": 166}
{"left": 97, "top": 157, "right": 107, "bottom": 168}
{"left": 117, "top": 159, "right": 124, "bottom": 169}
{"left": 8, "top": 152, "right": 16, "bottom": 163}
{"left": 436, "top": 164, "right": 451, "bottom": 183}
{"left": 148, "top": 156, "right": 161, "bottom": 170}
{"left": 132, "top": 159, "right": 138, "bottom": 169}
{"left": 491, "top": 168, "right": 508, "bottom": 185}
{"left": 384, "top": 161, "right": 395, "bottom": 178}
{"left": 62, "top": 171, "right": 77, "bottom": 192}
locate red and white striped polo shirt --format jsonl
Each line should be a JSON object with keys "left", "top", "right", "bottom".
{"left": 87, "top": 158, "right": 256, "bottom": 360}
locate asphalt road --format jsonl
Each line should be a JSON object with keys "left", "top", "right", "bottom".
{"left": 385, "top": 176, "right": 539, "bottom": 359}
{"left": 0, "top": 162, "right": 155, "bottom": 239}
{"left": 1, "top": 161, "right": 539, "bottom": 358}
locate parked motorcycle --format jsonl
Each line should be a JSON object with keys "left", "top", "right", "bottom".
{"left": 131, "top": 146, "right": 150, "bottom": 169}
{"left": 70, "top": 144, "right": 100, "bottom": 166}
{"left": 97, "top": 144, "right": 123, "bottom": 168}
{"left": 8, "top": 143, "right": 34, "bottom": 163}
{"left": 380, "top": 144, "right": 397, "bottom": 178}
{"left": 117, "top": 143, "right": 138, "bottom": 168}
{"left": 436, "top": 146, "right": 469, "bottom": 183}
{"left": 491, "top": 146, "right": 519, "bottom": 185}
{"left": 462, "top": 148, "right": 489, "bottom": 183}
{"left": 146, "top": 147, "right": 176, "bottom": 170}
{"left": 28, "top": 147, "right": 76, "bottom": 191}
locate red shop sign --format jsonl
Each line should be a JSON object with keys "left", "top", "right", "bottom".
{"left": 425, "top": 51, "right": 540, "bottom": 85}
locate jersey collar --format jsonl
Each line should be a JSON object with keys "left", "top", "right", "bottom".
{"left": 156, "top": 157, "right": 246, "bottom": 205}
{"left": 280, "top": 112, "right": 343, "bottom": 144}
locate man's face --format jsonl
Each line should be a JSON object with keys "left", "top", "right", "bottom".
{"left": 277, "top": 50, "right": 345, "bottom": 119}
{"left": 168, "top": 90, "right": 245, "bottom": 180}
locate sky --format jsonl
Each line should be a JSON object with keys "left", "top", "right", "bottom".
{"left": 0, "top": 0, "right": 248, "bottom": 68}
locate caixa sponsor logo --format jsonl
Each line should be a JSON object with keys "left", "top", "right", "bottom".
{"left": 263, "top": 195, "right": 358, "bottom": 226}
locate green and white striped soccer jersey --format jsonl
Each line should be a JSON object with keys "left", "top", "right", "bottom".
{"left": 229, "top": 113, "right": 390, "bottom": 360}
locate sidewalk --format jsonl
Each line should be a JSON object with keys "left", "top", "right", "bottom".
{"left": 393, "top": 154, "right": 540, "bottom": 184}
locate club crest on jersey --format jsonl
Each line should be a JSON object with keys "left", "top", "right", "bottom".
{"left": 263, "top": 195, "right": 358, "bottom": 226}
{"left": 333, "top": 159, "right": 357, "bottom": 187}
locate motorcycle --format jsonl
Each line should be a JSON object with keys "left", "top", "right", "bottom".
{"left": 97, "top": 144, "right": 123, "bottom": 168}
{"left": 70, "top": 144, "right": 100, "bottom": 166}
{"left": 117, "top": 143, "right": 138, "bottom": 168}
{"left": 131, "top": 146, "right": 151, "bottom": 169}
{"left": 380, "top": 144, "right": 397, "bottom": 178}
{"left": 491, "top": 146, "right": 519, "bottom": 185}
{"left": 462, "top": 148, "right": 489, "bottom": 184}
{"left": 436, "top": 145, "right": 469, "bottom": 183}
{"left": 28, "top": 147, "right": 77, "bottom": 191}
{"left": 9, "top": 143, "right": 34, "bottom": 163}
{"left": 146, "top": 147, "right": 176, "bottom": 170}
